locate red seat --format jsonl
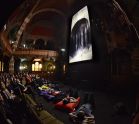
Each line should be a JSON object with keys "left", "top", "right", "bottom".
{"left": 55, "top": 97, "right": 80, "bottom": 112}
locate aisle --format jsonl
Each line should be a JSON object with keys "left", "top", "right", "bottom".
{"left": 30, "top": 84, "right": 93, "bottom": 124}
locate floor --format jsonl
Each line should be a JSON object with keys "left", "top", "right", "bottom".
{"left": 94, "top": 91, "right": 133, "bottom": 124}
{"left": 28, "top": 82, "right": 134, "bottom": 124}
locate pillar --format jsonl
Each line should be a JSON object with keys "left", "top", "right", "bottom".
{"left": 9, "top": 56, "right": 14, "bottom": 73}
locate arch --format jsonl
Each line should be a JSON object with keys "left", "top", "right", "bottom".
{"left": 34, "top": 38, "right": 45, "bottom": 50}
{"left": 18, "top": 8, "right": 66, "bottom": 48}
{"left": 31, "top": 8, "right": 66, "bottom": 20}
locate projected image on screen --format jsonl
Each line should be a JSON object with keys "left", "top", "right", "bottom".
{"left": 69, "top": 6, "right": 92, "bottom": 63}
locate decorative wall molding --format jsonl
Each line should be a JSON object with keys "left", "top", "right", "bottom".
{"left": 14, "top": 49, "right": 58, "bottom": 57}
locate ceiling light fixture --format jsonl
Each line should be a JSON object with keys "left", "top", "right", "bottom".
{"left": 23, "top": 44, "right": 26, "bottom": 48}
{"left": 61, "top": 48, "right": 65, "bottom": 52}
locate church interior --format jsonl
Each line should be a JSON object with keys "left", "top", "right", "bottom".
{"left": 0, "top": 0, "right": 139, "bottom": 124}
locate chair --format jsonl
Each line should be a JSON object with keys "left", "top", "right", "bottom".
{"left": 55, "top": 97, "right": 81, "bottom": 112}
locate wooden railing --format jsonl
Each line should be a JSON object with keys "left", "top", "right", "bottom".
{"left": 14, "top": 49, "right": 58, "bottom": 57}
{"left": 0, "top": 31, "right": 58, "bottom": 57}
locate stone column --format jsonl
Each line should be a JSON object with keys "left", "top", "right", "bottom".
{"left": 9, "top": 56, "right": 14, "bottom": 73}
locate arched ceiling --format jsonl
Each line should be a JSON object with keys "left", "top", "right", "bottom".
{"left": 0, "top": 0, "right": 139, "bottom": 57}
{"left": 3, "top": 0, "right": 71, "bottom": 52}
{"left": 25, "top": 11, "right": 65, "bottom": 36}
{"left": 0, "top": 0, "right": 23, "bottom": 29}
{"left": 0, "top": 0, "right": 139, "bottom": 30}
{"left": 30, "top": 26, "right": 54, "bottom": 36}
{"left": 19, "top": 10, "right": 66, "bottom": 50}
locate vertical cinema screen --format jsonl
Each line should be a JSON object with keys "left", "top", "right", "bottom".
{"left": 69, "top": 6, "right": 92, "bottom": 63}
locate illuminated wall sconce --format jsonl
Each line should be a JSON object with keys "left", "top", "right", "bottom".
{"left": 53, "top": 65, "right": 56, "bottom": 70}
{"left": 50, "top": 66, "right": 53, "bottom": 70}
{"left": 32, "top": 62, "right": 42, "bottom": 71}
{"left": 35, "top": 62, "right": 39, "bottom": 71}
{"left": 39, "top": 64, "right": 42, "bottom": 70}
{"left": 32, "top": 64, "right": 35, "bottom": 71}
{"left": 0, "top": 61, "right": 4, "bottom": 72}
{"left": 3, "top": 24, "right": 7, "bottom": 31}
{"left": 2, "top": 62, "right": 3, "bottom": 72}
{"left": 19, "top": 65, "right": 27, "bottom": 71}
{"left": 63, "top": 64, "right": 66, "bottom": 73}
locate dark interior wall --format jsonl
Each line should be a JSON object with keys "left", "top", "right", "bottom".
{"left": 66, "top": 0, "right": 139, "bottom": 92}
{"left": 66, "top": 1, "right": 110, "bottom": 90}
{"left": 3, "top": 56, "right": 10, "bottom": 72}
{"left": 14, "top": 57, "right": 21, "bottom": 73}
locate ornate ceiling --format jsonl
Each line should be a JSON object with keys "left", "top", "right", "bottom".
{"left": 0, "top": 0, "right": 75, "bottom": 58}
{"left": 0, "top": 0, "right": 139, "bottom": 58}
{"left": 6, "top": 0, "right": 70, "bottom": 50}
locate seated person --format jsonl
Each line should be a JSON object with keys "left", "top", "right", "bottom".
{"left": 69, "top": 103, "right": 95, "bottom": 124}
{"left": 53, "top": 92, "right": 66, "bottom": 103}
{"left": 16, "top": 79, "right": 28, "bottom": 92}
{"left": 113, "top": 102, "right": 127, "bottom": 115}
{"left": 38, "top": 84, "right": 49, "bottom": 91}
{"left": 47, "top": 88, "right": 61, "bottom": 95}
{"left": 47, "top": 88, "right": 54, "bottom": 94}
{"left": 62, "top": 94, "right": 77, "bottom": 104}
{"left": 0, "top": 81, "right": 16, "bottom": 100}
